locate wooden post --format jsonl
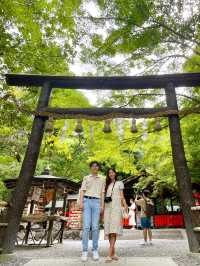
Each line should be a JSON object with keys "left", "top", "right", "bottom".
{"left": 46, "top": 183, "right": 57, "bottom": 247}
{"left": 2, "top": 82, "right": 52, "bottom": 253}
{"left": 170, "top": 197, "right": 174, "bottom": 213}
{"left": 59, "top": 189, "right": 68, "bottom": 243}
{"left": 165, "top": 83, "right": 200, "bottom": 252}
{"left": 24, "top": 200, "right": 35, "bottom": 244}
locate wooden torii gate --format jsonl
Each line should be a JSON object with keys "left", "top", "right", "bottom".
{"left": 2, "top": 73, "right": 200, "bottom": 253}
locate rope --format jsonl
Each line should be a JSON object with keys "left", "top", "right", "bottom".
{"left": 34, "top": 107, "right": 200, "bottom": 121}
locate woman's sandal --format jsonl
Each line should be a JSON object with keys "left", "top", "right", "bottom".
{"left": 112, "top": 255, "right": 119, "bottom": 261}
{"left": 105, "top": 256, "right": 113, "bottom": 263}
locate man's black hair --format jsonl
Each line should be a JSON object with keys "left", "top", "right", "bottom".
{"left": 89, "top": 161, "right": 101, "bottom": 169}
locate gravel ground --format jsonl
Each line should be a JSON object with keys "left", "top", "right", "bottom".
{"left": 0, "top": 230, "right": 200, "bottom": 266}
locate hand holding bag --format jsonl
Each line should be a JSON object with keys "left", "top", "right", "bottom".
{"left": 121, "top": 206, "right": 129, "bottom": 219}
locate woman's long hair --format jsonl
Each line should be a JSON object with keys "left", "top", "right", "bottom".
{"left": 105, "top": 168, "right": 118, "bottom": 195}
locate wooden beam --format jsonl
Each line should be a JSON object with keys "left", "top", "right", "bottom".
{"left": 59, "top": 190, "right": 68, "bottom": 244}
{"left": 2, "top": 82, "right": 52, "bottom": 253}
{"left": 46, "top": 183, "right": 57, "bottom": 247}
{"left": 36, "top": 107, "right": 178, "bottom": 120}
{"left": 5, "top": 72, "right": 200, "bottom": 89}
{"left": 24, "top": 200, "right": 35, "bottom": 244}
{"left": 165, "top": 83, "right": 200, "bottom": 252}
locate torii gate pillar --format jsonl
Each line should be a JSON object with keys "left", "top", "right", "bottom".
{"left": 165, "top": 83, "right": 199, "bottom": 252}
{"left": 2, "top": 82, "right": 52, "bottom": 253}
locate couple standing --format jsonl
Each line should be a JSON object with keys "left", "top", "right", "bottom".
{"left": 79, "top": 161, "right": 128, "bottom": 262}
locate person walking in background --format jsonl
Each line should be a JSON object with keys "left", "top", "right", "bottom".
{"left": 79, "top": 161, "right": 105, "bottom": 262}
{"left": 135, "top": 190, "right": 154, "bottom": 245}
{"left": 104, "top": 168, "right": 128, "bottom": 262}
{"left": 128, "top": 198, "right": 136, "bottom": 230}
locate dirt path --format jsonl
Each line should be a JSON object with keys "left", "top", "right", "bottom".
{"left": 0, "top": 229, "right": 199, "bottom": 266}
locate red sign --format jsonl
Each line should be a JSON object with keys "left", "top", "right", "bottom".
{"left": 67, "top": 199, "right": 82, "bottom": 229}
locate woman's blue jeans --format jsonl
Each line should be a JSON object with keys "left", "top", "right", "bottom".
{"left": 82, "top": 197, "right": 101, "bottom": 252}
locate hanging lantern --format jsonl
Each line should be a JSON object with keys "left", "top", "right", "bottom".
{"left": 142, "top": 118, "right": 148, "bottom": 130}
{"left": 155, "top": 117, "right": 162, "bottom": 131}
{"left": 103, "top": 119, "right": 112, "bottom": 133}
{"left": 45, "top": 117, "right": 54, "bottom": 133}
{"left": 74, "top": 119, "right": 84, "bottom": 134}
{"left": 141, "top": 119, "right": 148, "bottom": 140}
{"left": 60, "top": 120, "right": 68, "bottom": 141}
{"left": 130, "top": 118, "right": 138, "bottom": 133}
{"left": 115, "top": 118, "right": 124, "bottom": 141}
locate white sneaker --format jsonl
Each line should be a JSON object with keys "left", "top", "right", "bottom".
{"left": 93, "top": 250, "right": 99, "bottom": 261}
{"left": 140, "top": 241, "right": 147, "bottom": 246}
{"left": 81, "top": 252, "right": 88, "bottom": 262}
{"left": 149, "top": 241, "right": 153, "bottom": 245}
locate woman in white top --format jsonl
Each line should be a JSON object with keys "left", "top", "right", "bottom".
{"left": 128, "top": 198, "right": 136, "bottom": 229}
{"left": 104, "top": 168, "right": 128, "bottom": 262}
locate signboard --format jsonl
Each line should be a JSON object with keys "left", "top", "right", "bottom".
{"left": 32, "top": 187, "right": 42, "bottom": 202}
{"left": 67, "top": 199, "right": 82, "bottom": 229}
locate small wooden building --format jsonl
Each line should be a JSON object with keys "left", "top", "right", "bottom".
{"left": 2, "top": 168, "right": 80, "bottom": 246}
{"left": 4, "top": 168, "right": 79, "bottom": 216}
{"left": 122, "top": 174, "right": 200, "bottom": 229}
